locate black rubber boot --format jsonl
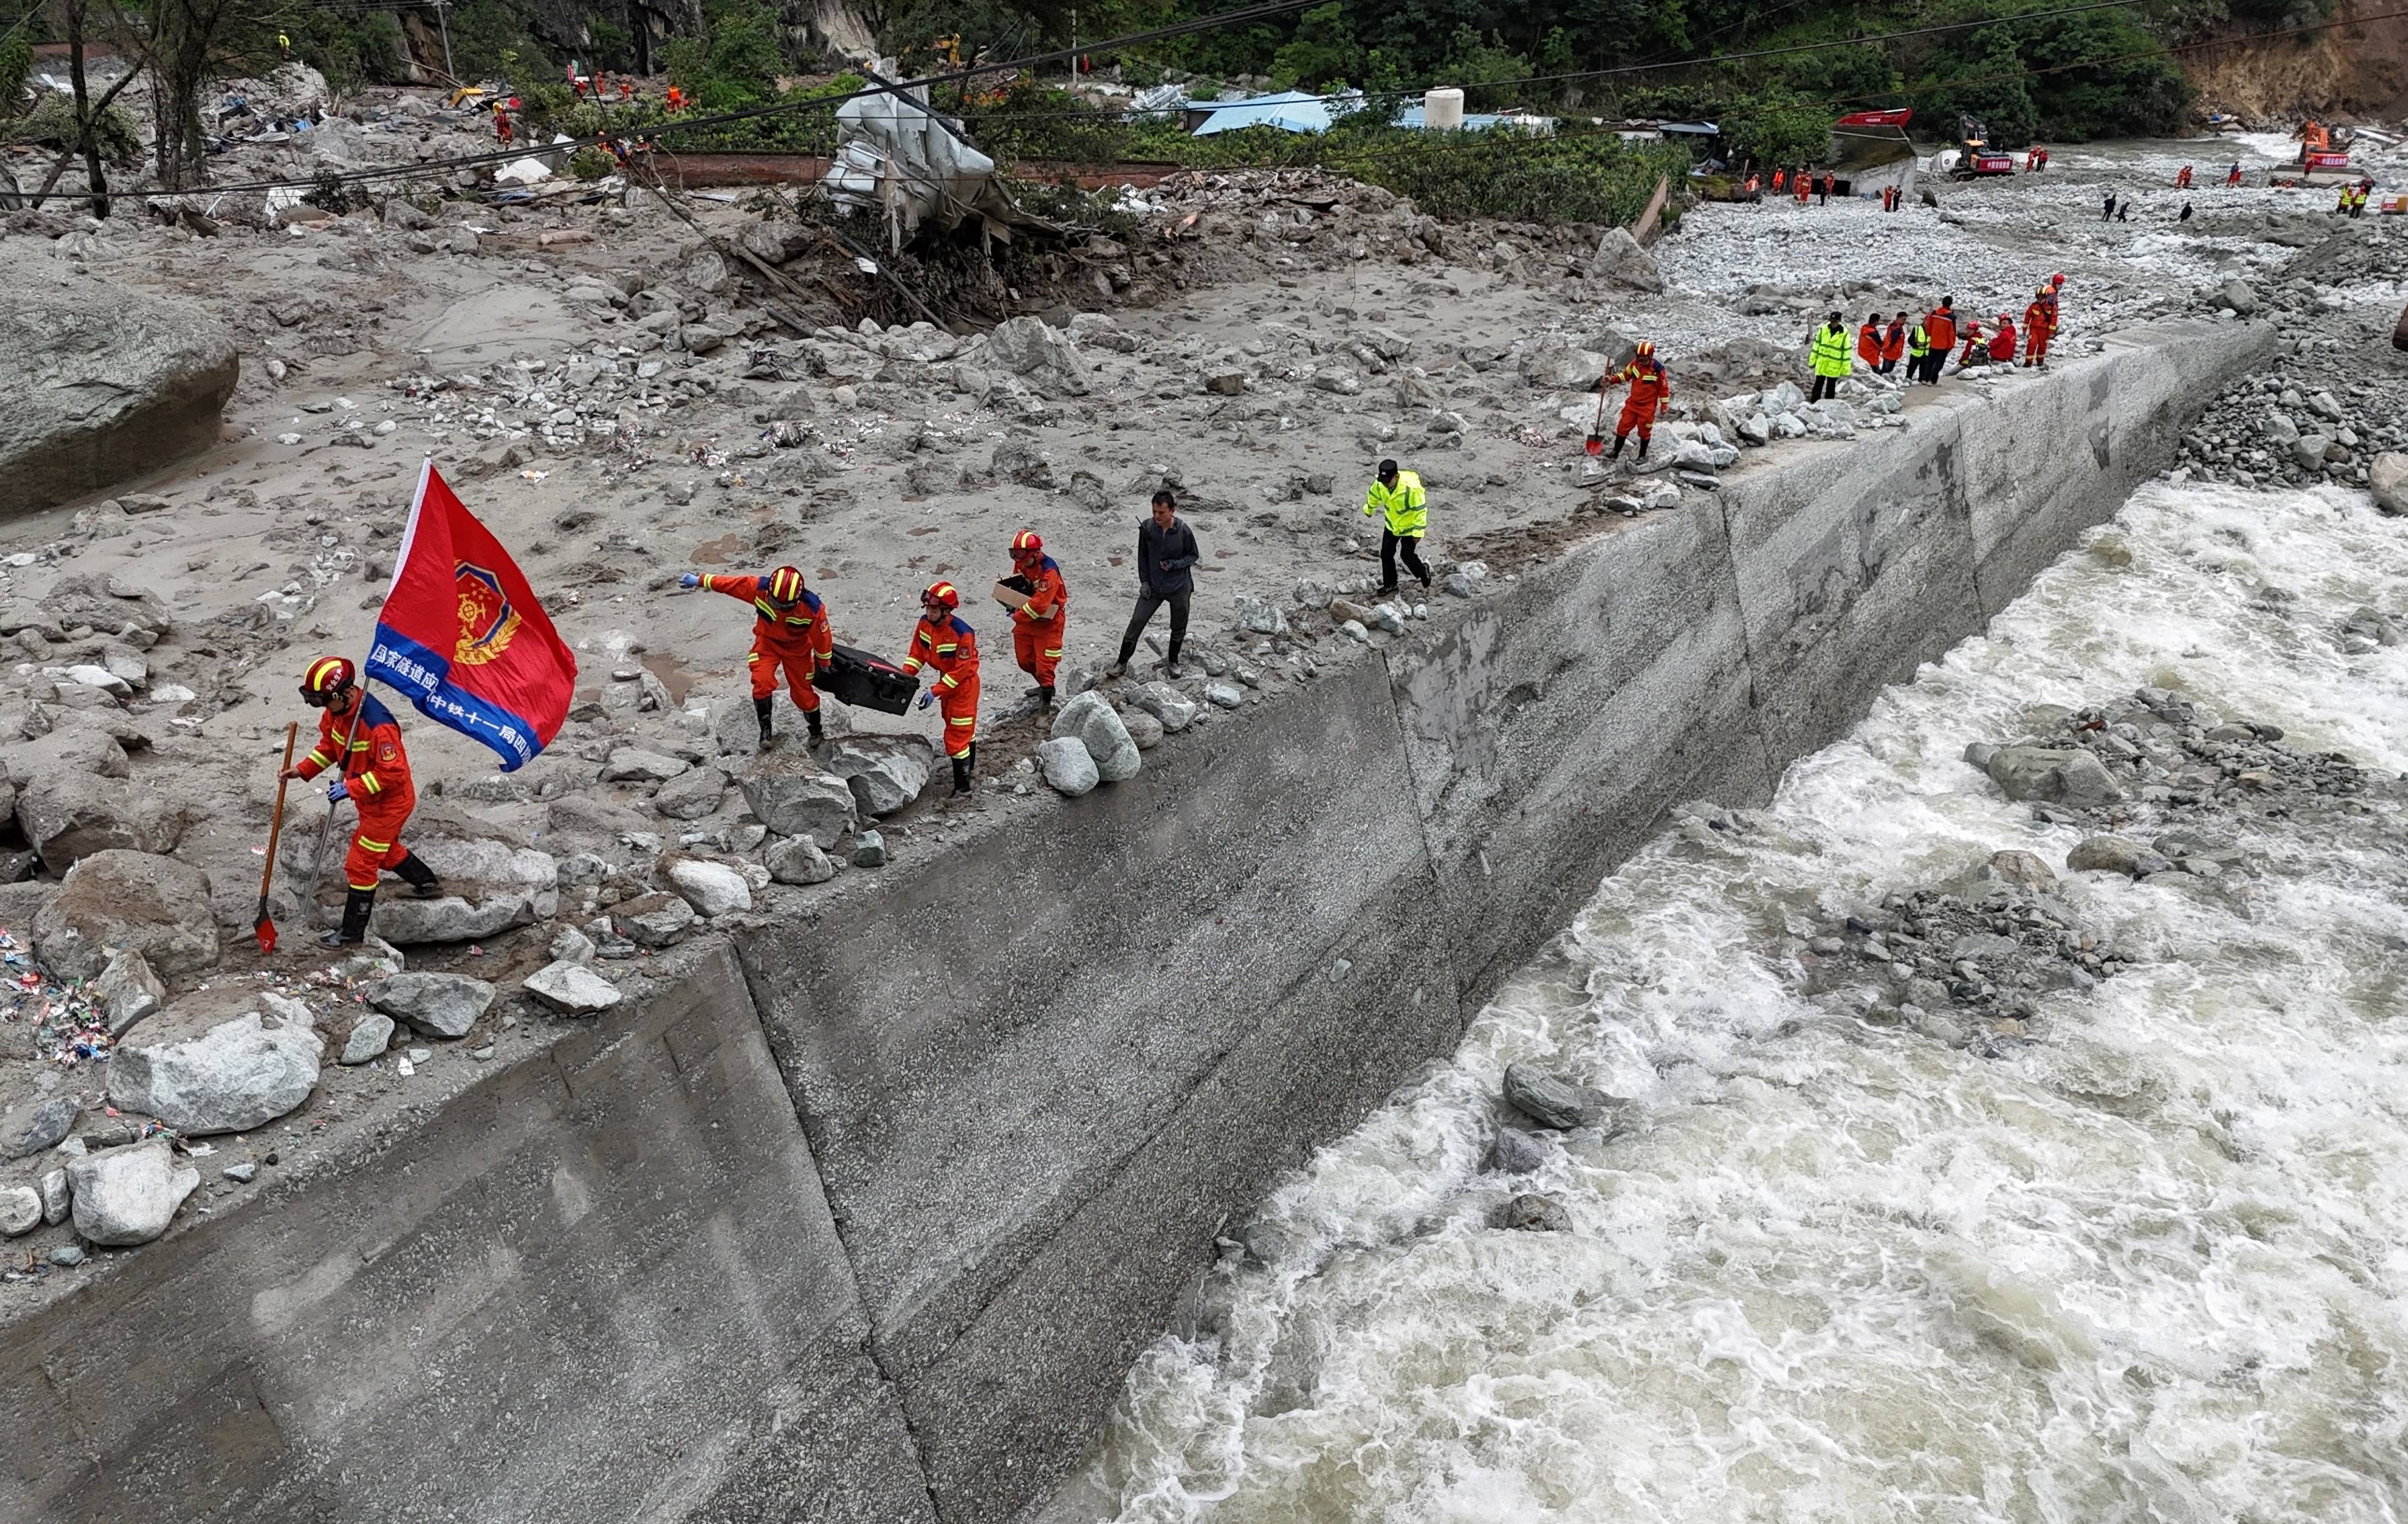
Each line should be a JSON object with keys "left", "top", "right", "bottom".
{"left": 1608, "top": 433, "right": 1624, "bottom": 459}
{"left": 320, "top": 888, "right": 375, "bottom": 948}
{"left": 754, "top": 695, "right": 775, "bottom": 751}
{"left": 805, "top": 708, "right": 824, "bottom": 746}
{"left": 393, "top": 851, "right": 443, "bottom": 900}
{"left": 1037, "top": 684, "right": 1055, "bottom": 708}
{"left": 951, "top": 756, "right": 972, "bottom": 796}
{"left": 1635, "top": 436, "right": 1649, "bottom": 461}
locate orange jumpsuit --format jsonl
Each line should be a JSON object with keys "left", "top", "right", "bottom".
{"left": 295, "top": 694, "right": 416, "bottom": 893}
{"left": 1955, "top": 319, "right": 1985, "bottom": 365}
{"left": 701, "top": 573, "right": 832, "bottom": 712}
{"left": 2023, "top": 299, "right": 2053, "bottom": 365}
{"left": 1772, "top": 169, "right": 1787, "bottom": 193}
{"left": 1613, "top": 358, "right": 1671, "bottom": 443}
{"left": 1881, "top": 321, "right": 1907, "bottom": 370}
{"left": 904, "top": 614, "right": 980, "bottom": 759}
{"left": 1009, "top": 556, "right": 1069, "bottom": 688}
{"left": 2176, "top": 166, "right": 2193, "bottom": 189}
{"left": 1856, "top": 323, "right": 1882, "bottom": 368}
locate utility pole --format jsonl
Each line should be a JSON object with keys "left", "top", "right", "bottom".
{"left": 1069, "top": 8, "right": 1076, "bottom": 86}
{"left": 434, "top": 0, "right": 455, "bottom": 81}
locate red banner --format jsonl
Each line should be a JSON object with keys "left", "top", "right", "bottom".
{"left": 366, "top": 462, "right": 576, "bottom": 771}
{"left": 1836, "top": 108, "right": 1911, "bottom": 127}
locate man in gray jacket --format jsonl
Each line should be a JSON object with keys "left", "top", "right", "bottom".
{"left": 1109, "top": 489, "right": 1200, "bottom": 679}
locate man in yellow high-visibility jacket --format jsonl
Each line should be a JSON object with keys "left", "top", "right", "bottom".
{"left": 1807, "top": 311, "right": 1852, "bottom": 403}
{"left": 1364, "top": 459, "right": 1430, "bottom": 597}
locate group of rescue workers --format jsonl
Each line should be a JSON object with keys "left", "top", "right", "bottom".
{"left": 282, "top": 467, "right": 1436, "bottom": 945}
{"left": 1606, "top": 273, "right": 2068, "bottom": 459}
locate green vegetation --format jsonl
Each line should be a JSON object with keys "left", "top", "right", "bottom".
{"left": 15, "top": 91, "right": 142, "bottom": 162}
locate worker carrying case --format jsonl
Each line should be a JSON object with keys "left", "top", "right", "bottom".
{"left": 812, "top": 643, "right": 918, "bottom": 715}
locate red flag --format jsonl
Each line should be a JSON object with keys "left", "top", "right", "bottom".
{"left": 366, "top": 462, "right": 576, "bottom": 771}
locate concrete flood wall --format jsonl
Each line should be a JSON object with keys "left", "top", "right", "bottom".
{"left": 0, "top": 320, "right": 2260, "bottom": 1523}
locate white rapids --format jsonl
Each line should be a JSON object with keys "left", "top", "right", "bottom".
{"left": 1060, "top": 480, "right": 2408, "bottom": 1523}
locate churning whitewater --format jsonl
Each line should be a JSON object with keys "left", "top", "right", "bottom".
{"left": 1070, "top": 481, "right": 2408, "bottom": 1523}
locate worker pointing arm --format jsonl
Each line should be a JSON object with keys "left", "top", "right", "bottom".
{"left": 902, "top": 581, "right": 981, "bottom": 796}
{"left": 675, "top": 565, "right": 834, "bottom": 749}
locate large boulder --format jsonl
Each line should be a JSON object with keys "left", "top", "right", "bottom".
{"left": 1502, "top": 1061, "right": 1618, "bottom": 1130}
{"left": 824, "top": 737, "right": 935, "bottom": 816}
{"left": 1515, "top": 336, "right": 1612, "bottom": 392}
{"left": 523, "top": 960, "right": 622, "bottom": 1015}
{"left": 368, "top": 837, "right": 556, "bottom": 945}
{"left": 1035, "top": 736, "right": 1099, "bottom": 796}
{"left": 66, "top": 1140, "right": 198, "bottom": 1246}
{"left": 368, "top": 972, "right": 497, "bottom": 1039}
{"left": 764, "top": 833, "right": 837, "bottom": 884}
{"left": 1051, "top": 691, "right": 1140, "bottom": 782}
{"left": 978, "top": 316, "right": 1090, "bottom": 398}
{"left": 32, "top": 849, "right": 217, "bottom": 982}
{"left": 1588, "top": 226, "right": 1664, "bottom": 292}
{"left": 108, "top": 1007, "right": 322, "bottom": 1135}
{"left": 15, "top": 771, "right": 186, "bottom": 874}
{"left": 3, "top": 264, "right": 239, "bottom": 514}
{"left": 2372, "top": 452, "right": 2407, "bottom": 517}
{"left": 667, "top": 857, "right": 752, "bottom": 917}
{"left": 735, "top": 757, "right": 859, "bottom": 841}
{"left": 1965, "top": 744, "right": 2125, "bottom": 808}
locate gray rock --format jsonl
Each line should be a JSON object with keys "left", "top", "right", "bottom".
{"left": 2219, "top": 279, "right": 2258, "bottom": 316}
{"left": 2292, "top": 433, "right": 2331, "bottom": 472}
{"left": 222, "top": 1162, "right": 257, "bottom": 1183}
{"left": 1588, "top": 226, "right": 1664, "bottom": 292}
{"left": 2372, "top": 452, "right": 2407, "bottom": 517}
{"left": 368, "top": 972, "right": 496, "bottom": 1039}
{"left": 1502, "top": 1060, "right": 1617, "bottom": 1130}
{"left": 3, "top": 268, "right": 239, "bottom": 513}
{"left": 1035, "top": 736, "right": 1100, "bottom": 796}
{"left": 66, "top": 1139, "right": 198, "bottom": 1245}
{"left": 93, "top": 947, "right": 165, "bottom": 1035}
{"left": 853, "top": 829, "right": 887, "bottom": 867}
{"left": 765, "top": 833, "right": 838, "bottom": 884}
{"left": 980, "top": 316, "right": 1090, "bottom": 398}
{"left": 1484, "top": 1126, "right": 1551, "bottom": 1175}
{"left": 2067, "top": 835, "right": 2173, "bottom": 878}
{"left": 736, "top": 761, "right": 858, "bottom": 841}
{"left": 825, "top": 738, "right": 935, "bottom": 817}
{"left": 32, "top": 849, "right": 216, "bottom": 981}
{"left": 0, "top": 1186, "right": 40, "bottom": 1236}
{"left": 523, "top": 960, "right": 622, "bottom": 1015}
{"left": 1971, "top": 745, "right": 2126, "bottom": 808}
{"left": 1202, "top": 680, "right": 1244, "bottom": 710}
{"left": 1492, "top": 1192, "right": 1573, "bottom": 1232}
{"left": 1121, "top": 706, "right": 1164, "bottom": 751}
{"left": 667, "top": 857, "right": 752, "bottom": 917}
{"left": 38, "top": 1168, "right": 68, "bottom": 1226}
{"left": 108, "top": 1010, "right": 322, "bottom": 1134}
{"left": 1983, "top": 849, "right": 2058, "bottom": 889}
{"left": 549, "top": 925, "right": 598, "bottom": 964}
{"left": 650, "top": 765, "right": 727, "bottom": 820}
{"left": 339, "top": 1012, "right": 395, "bottom": 1064}
{"left": 1051, "top": 691, "right": 1141, "bottom": 781}
{"left": 1948, "top": 931, "right": 2020, "bottom": 963}
{"left": 366, "top": 837, "right": 557, "bottom": 945}
{"left": 615, "top": 892, "right": 697, "bottom": 947}
{"left": 1, "top": 1095, "right": 78, "bottom": 1158}
{"left": 1128, "top": 682, "right": 1199, "bottom": 732}
{"left": 600, "top": 747, "right": 688, "bottom": 783}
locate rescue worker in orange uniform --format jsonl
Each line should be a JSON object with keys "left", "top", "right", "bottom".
{"left": 1988, "top": 312, "right": 2018, "bottom": 364}
{"left": 284, "top": 657, "right": 441, "bottom": 947}
{"left": 904, "top": 581, "right": 981, "bottom": 796}
{"left": 1772, "top": 168, "right": 1787, "bottom": 194}
{"left": 664, "top": 85, "right": 687, "bottom": 113}
{"left": 1604, "top": 340, "right": 1670, "bottom": 461}
{"left": 1922, "top": 298, "right": 1958, "bottom": 385}
{"left": 679, "top": 564, "right": 834, "bottom": 750}
{"left": 1951, "top": 312, "right": 1986, "bottom": 371}
{"left": 1002, "top": 530, "right": 1068, "bottom": 708}
{"left": 2176, "top": 165, "right": 2194, "bottom": 189}
{"left": 2023, "top": 286, "right": 2054, "bottom": 368}
{"left": 1880, "top": 311, "right": 1908, "bottom": 374}
{"left": 1857, "top": 315, "right": 1883, "bottom": 370}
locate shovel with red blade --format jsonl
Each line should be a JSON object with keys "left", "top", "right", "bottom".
{"left": 1584, "top": 382, "right": 1610, "bottom": 456}
{"left": 254, "top": 723, "right": 298, "bottom": 954}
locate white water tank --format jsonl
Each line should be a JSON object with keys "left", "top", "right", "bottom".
{"left": 1424, "top": 87, "right": 1465, "bottom": 130}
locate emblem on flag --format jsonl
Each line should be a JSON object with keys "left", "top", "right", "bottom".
{"left": 454, "top": 564, "right": 522, "bottom": 666}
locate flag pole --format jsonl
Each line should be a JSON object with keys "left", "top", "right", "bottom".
{"left": 298, "top": 458, "right": 433, "bottom": 933}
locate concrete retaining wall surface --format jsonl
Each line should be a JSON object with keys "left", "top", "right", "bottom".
{"left": 0, "top": 320, "right": 2260, "bottom": 1523}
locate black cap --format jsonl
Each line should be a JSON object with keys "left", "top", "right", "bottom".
{"left": 1377, "top": 459, "right": 1398, "bottom": 478}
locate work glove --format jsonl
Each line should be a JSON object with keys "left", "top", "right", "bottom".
{"left": 326, "top": 778, "right": 349, "bottom": 803}
{"left": 678, "top": 572, "right": 701, "bottom": 589}
{"left": 916, "top": 688, "right": 937, "bottom": 712}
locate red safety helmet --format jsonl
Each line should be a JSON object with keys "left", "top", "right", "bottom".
{"left": 301, "top": 655, "right": 356, "bottom": 706}
{"left": 765, "top": 566, "right": 805, "bottom": 605}
{"left": 1010, "top": 529, "right": 1043, "bottom": 558}
{"left": 2050, "top": 271, "right": 2065, "bottom": 287}
{"left": 923, "top": 581, "right": 959, "bottom": 611}
{"left": 1634, "top": 339, "right": 1656, "bottom": 357}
